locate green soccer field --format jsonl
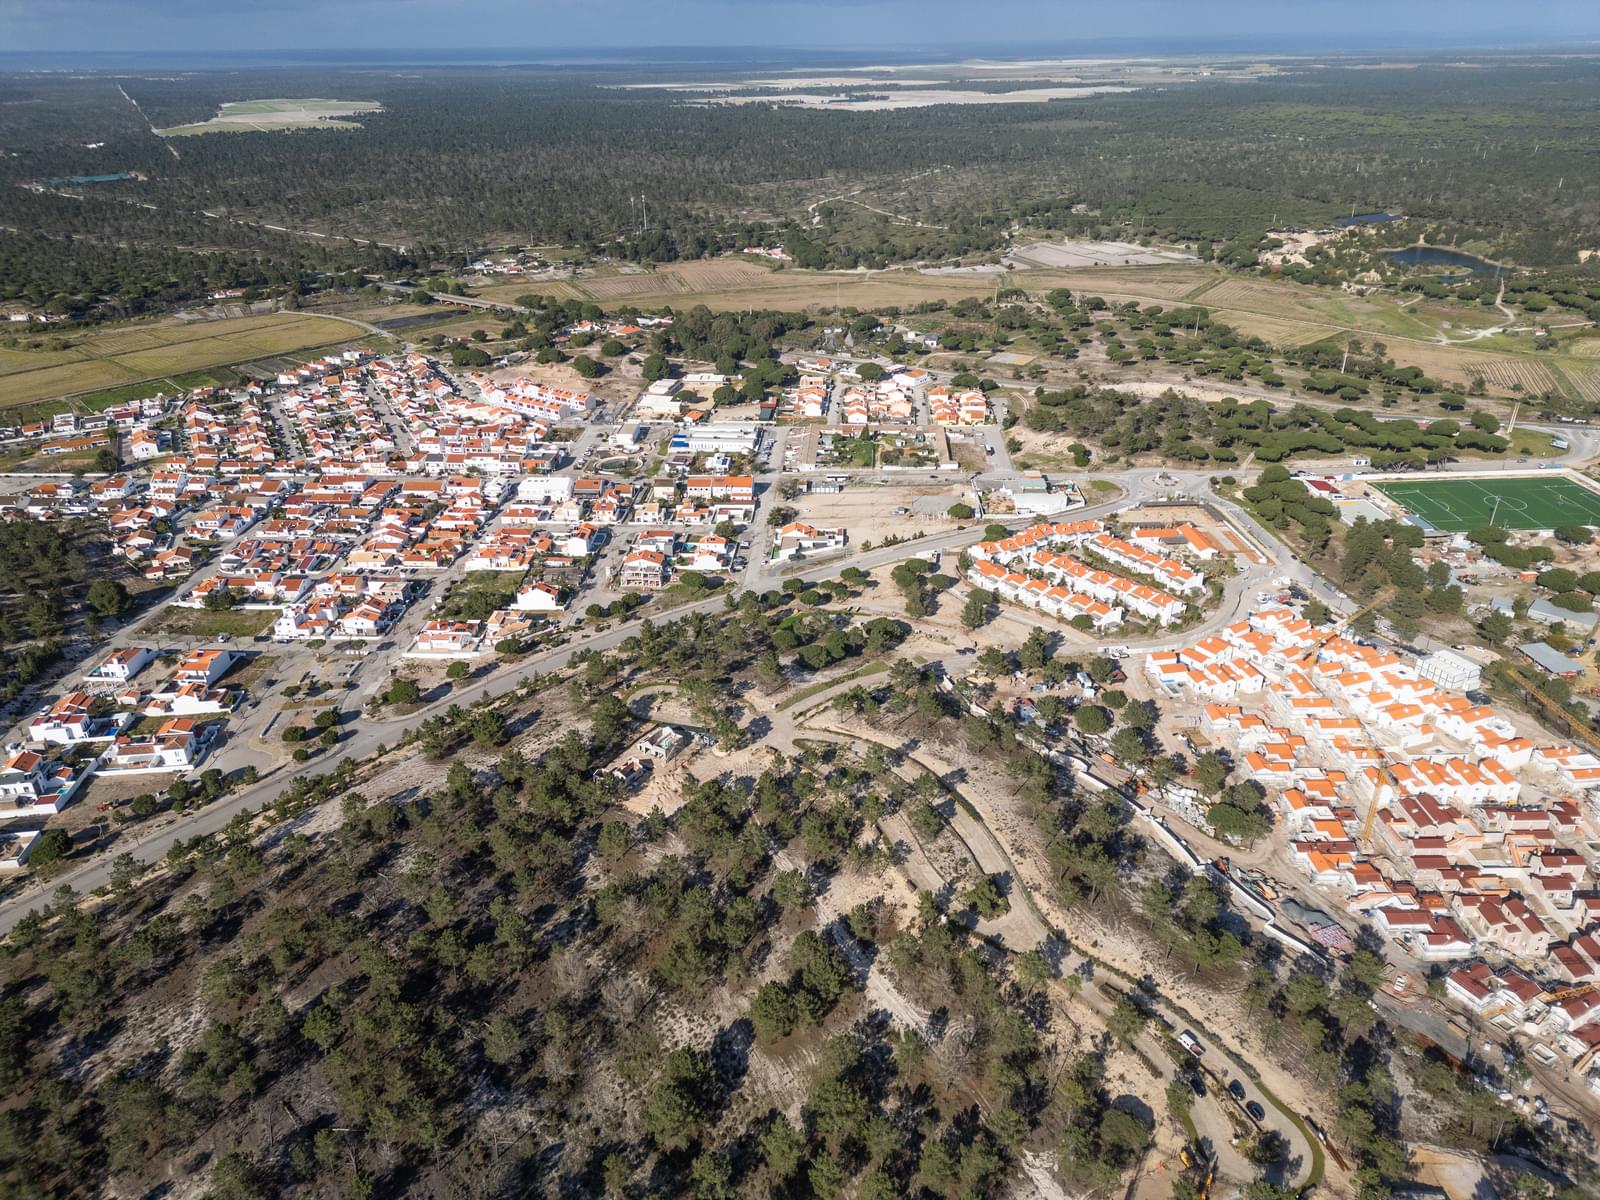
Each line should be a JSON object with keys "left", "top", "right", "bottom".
{"left": 1369, "top": 475, "right": 1600, "bottom": 532}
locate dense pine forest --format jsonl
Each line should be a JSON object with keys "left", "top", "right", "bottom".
{"left": 1, "top": 56, "right": 1597, "bottom": 318}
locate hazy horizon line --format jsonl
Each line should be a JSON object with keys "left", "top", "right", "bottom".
{"left": 3, "top": 34, "right": 1599, "bottom": 71}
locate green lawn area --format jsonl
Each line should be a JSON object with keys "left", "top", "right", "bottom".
{"left": 827, "top": 435, "right": 877, "bottom": 468}
{"left": 1370, "top": 474, "right": 1600, "bottom": 532}
{"left": 1507, "top": 427, "right": 1557, "bottom": 456}
{"left": 146, "top": 607, "right": 278, "bottom": 638}
{"left": 439, "top": 571, "right": 522, "bottom": 619}
{"left": 77, "top": 380, "right": 172, "bottom": 411}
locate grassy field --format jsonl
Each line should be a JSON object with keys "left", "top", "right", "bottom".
{"left": 0, "top": 313, "right": 361, "bottom": 409}
{"left": 473, "top": 280, "right": 586, "bottom": 304}
{"left": 1507, "top": 427, "right": 1559, "bottom": 456}
{"left": 1205, "top": 277, "right": 1504, "bottom": 343}
{"left": 470, "top": 257, "right": 1582, "bottom": 405}
{"left": 75, "top": 379, "right": 178, "bottom": 410}
{"left": 146, "top": 606, "right": 278, "bottom": 638}
{"left": 1370, "top": 475, "right": 1600, "bottom": 532}
{"left": 394, "top": 314, "right": 509, "bottom": 342}
{"left": 1208, "top": 309, "right": 1341, "bottom": 347}
{"left": 481, "top": 256, "right": 1502, "bottom": 353}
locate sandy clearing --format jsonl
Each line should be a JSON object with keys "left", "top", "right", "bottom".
{"left": 687, "top": 86, "right": 1140, "bottom": 111}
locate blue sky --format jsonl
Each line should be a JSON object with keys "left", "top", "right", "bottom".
{"left": 3, "top": 0, "right": 1599, "bottom": 54}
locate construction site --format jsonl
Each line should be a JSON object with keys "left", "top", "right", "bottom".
{"left": 1143, "top": 600, "right": 1600, "bottom": 1090}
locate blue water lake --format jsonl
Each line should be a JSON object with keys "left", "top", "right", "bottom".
{"left": 1386, "top": 245, "right": 1495, "bottom": 276}
{"left": 46, "top": 172, "right": 136, "bottom": 185}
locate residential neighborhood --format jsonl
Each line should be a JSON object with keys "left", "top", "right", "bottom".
{"left": 8, "top": 32, "right": 1600, "bottom": 1200}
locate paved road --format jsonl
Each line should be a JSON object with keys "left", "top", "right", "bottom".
{"left": 4, "top": 462, "right": 1329, "bottom": 1180}
{"left": 0, "top": 590, "right": 730, "bottom": 930}
{"left": 0, "top": 463, "right": 1269, "bottom": 929}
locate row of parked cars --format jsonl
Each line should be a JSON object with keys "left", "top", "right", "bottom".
{"left": 1178, "top": 1029, "right": 1266, "bottom": 1122}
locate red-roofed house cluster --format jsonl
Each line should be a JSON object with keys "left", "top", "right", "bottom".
{"left": 968, "top": 520, "right": 1196, "bottom": 628}
{"left": 1147, "top": 605, "right": 1600, "bottom": 1078}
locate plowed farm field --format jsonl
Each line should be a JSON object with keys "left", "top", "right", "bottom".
{"left": 0, "top": 313, "right": 359, "bottom": 408}
{"left": 1560, "top": 363, "right": 1600, "bottom": 406}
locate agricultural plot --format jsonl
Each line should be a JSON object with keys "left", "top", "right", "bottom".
{"left": 1323, "top": 335, "right": 1571, "bottom": 400}
{"left": 576, "top": 262, "right": 775, "bottom": 301}
{"left": 470, "top": 280, "right": 585, "bottom": 305}
{"left": 576, "top": 274, "right": 696, "bottom": 301}
{"left": 0, "top": 313, "right": 359, "bottom": 408}
{"left": 1203, "top": 278, "right": 1344, "bottom": 326}
{"left": 1559, "top": 364, "right": 1600, "bottom": 407}
{"left": 1208, "top": 310, "right": 1340, "bottom": 347}
{"left": 0, "top": 359, "right": 146, "bottom": 407}
{"left": 1370, "top": 475, "right": 1600, "bottom": 533}
{"left": 663, "top": 261, "right": 780, "bottom": 289}
{"left": 1452, "top": 355, "right": 1561, "bottom": 396}
{"left": 0, "top": 345, "right": 93, "bottom": 376}
{"left": 1018, "top": 264, "right": 1215, "bottom": 301}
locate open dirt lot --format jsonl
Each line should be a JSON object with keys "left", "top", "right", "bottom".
{"left": 1007, "top": 240, "right": 1197, "bottom": 269}
{"left": 486, "top": 353, "right": 643, "bottom": 406}
{"left": 0, "top": 313, "right": 361, "bottom": 408}
{"left": 156, "top": 98, "right": 382, "bottom": 136}
{"left": 792, "top": 483, "right": 974, "bottom": 546}
{"left": 692, "top": 84, "right": 1138, "bottom": 111}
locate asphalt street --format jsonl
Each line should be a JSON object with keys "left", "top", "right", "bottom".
{"left": 0, "top": 457, "right": 1361, "bottom": 933}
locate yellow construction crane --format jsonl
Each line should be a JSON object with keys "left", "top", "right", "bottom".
{"left": 1357, "top": 727, "right": 1396, "bottom": 852}
{"left": 1499, "top": 660, "right": 1600, "bottom": 759}
{"left": 1542, "top": 982, "right": 1600, "bottom": 1004}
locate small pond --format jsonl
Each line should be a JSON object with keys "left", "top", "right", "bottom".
{"left": 45, "top": 172, "right": 136, "bottom": 186}
{"left": 1386, "top": 245, "right": 1495, "bottom": 275}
